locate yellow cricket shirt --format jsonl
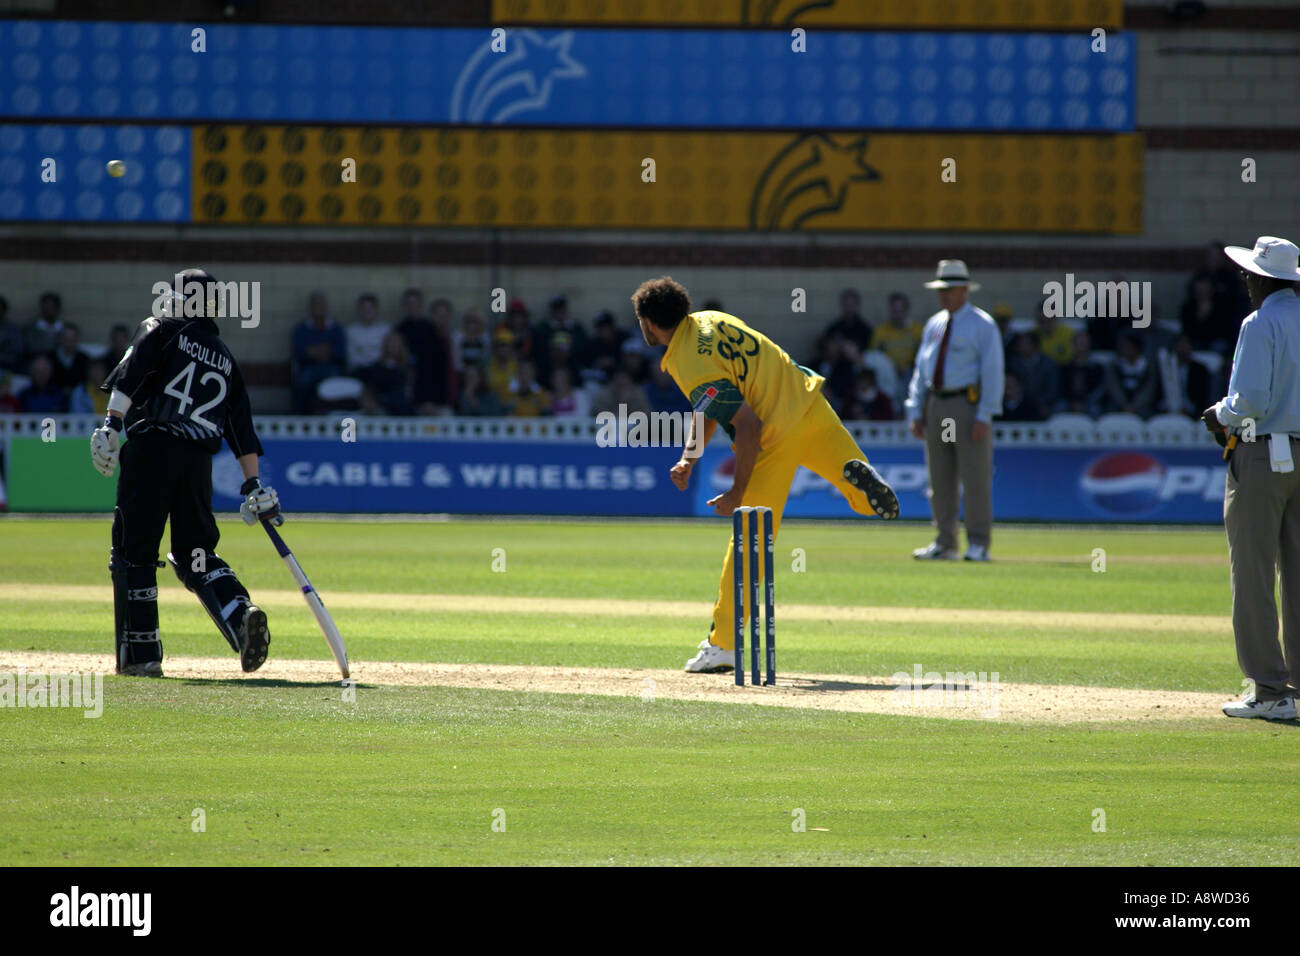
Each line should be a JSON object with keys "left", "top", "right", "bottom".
{"left": 509, "top": 386, "right": 552, "bottom": 417}
{"left": 872, "top": 322, "right": 923, "bottom": 372}
{"left": 661, "top": 310, "right": 824, "bottom": 445}
{"left": 485, "top": 356, "right": 518, "bottom": 401}
{"left": 1038, "top": 322, "right": 1075, "bottom": 365}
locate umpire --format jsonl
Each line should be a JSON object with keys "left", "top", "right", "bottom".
{"left": 90, "top": 269, "right": 282, "bottom": 677}
{"left": 905, "top": 260, "right": 1005, "bottom": 562}
{"left": 1203, "top": 237, "right": 1300, "bottom": 720}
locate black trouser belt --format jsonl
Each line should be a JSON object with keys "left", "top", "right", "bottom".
{"left": 932, "top": 387, "right": 972, "bottom": 399}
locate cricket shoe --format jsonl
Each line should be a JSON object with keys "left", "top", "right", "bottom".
{"left": 685, "top": 639, "right": 734, "bottom": 673}
{"left": 238, "top": 605, "right": 271, "bottom": 673}
{"left": 118, "top": 661, "right": 164, "bottom": 678}
{"left": 963, "top": 544, "right": 991, "bottom": 562}
{"left": 1222, "top": 691, "right": 1297, "bottom": 721}
{"left": 913, "top": 542, "right": 959, "bottom": 560}
{"left": 843, "top": 459, "right": 899, "bottom": 519}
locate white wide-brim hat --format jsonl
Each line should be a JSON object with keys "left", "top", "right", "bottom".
{"left": 923, "top": 259, "right": 981, "bottom": 291}
{"left": 1225, "top": 236, "right": 1300, "bottom": 281}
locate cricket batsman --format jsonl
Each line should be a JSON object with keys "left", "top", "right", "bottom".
{"left": 631, "top": 276, "right": 898, "bottom": 673}
{"left": 90, "top": 268, "right": 282, "bottom": 677}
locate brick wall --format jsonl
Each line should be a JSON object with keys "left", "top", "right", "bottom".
{"left": 1137, "top": 30, "right": 1300, "bottom": 127}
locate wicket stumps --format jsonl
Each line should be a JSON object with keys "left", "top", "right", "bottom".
{"left": 732, "top": 506, "right": 775, "bottom": 686}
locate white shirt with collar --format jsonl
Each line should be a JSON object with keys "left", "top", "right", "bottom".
{"left": 1216, "top": 288, "right": 1300, "bottom": 438}
{"left": 905, "top": 301, "right": 1006, "bottom": 423}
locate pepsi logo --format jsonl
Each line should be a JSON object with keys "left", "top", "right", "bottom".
{"left": 709, "top": 455, "right": 736, "bottom": 493}
{"left": 1079, "top": 452, "right": 1164, "bottom": 516}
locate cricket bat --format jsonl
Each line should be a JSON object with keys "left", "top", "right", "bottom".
{"left": 261, "top": 520, "right": 350, "bottom": 678}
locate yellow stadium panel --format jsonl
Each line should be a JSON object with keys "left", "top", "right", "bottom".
{"left": 491, "top": 0, "right": 1123, "bottom": 29}
{"left": 192, "top": 126, "right": 1143, "bottom": 234}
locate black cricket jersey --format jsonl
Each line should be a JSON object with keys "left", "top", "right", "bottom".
{"left": 102, "top": 316, "right": 263, "bottom": 458}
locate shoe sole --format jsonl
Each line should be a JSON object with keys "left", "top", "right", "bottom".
{"left": 117, "top": 665, "right": 164, "bottom": 678}
{"left": 1223, "top": 706, "right": 1297, "bottom": 721}
{"left": 240, "top": 607, "right": 271, "bottom": 673}
{"left": 843, "top": 460, "right": 899, "bottom": 520}
{"left": 914, "top": 549, "right": 958, "bottom": 560}
{"left": 686, "top": 662, "right": 735, "bottom": 674}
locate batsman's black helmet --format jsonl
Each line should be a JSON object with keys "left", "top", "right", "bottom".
{"left": 173, "top": 268, "right": 221, "bottom": 322}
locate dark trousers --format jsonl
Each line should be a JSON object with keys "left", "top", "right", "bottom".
{"left": 112, "top": 431, "right": 251, "bottom": 667}
{"left": 113, "top": 431, "right": 219, "bottom": 564}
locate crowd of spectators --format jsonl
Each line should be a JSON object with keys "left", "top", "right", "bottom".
{"left": 286, "top": 287, "right": 693, "bottom": 420}
{"left": 0, "top": 292, "right": 129, "bottom": 415}
{"left": 0, "top": 242, "right": 1268, "bottom": 424}
{"left": 811, "top": 242, "right": 1254, "bottom": 425}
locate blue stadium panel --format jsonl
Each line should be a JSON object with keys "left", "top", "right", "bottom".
{"left": 0, "top": 20, "right": 1136, "bottom": 131}
{"left": 0, "top": 123, "right": 190, "bottom": 221}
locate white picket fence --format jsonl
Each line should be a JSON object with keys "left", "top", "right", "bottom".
{"left": 0, "top": 412, "right": 1215, "bottom": 448}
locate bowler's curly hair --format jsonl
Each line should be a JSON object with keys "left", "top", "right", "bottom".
{"left": 631, "top": 276, "right": 692, "bottom": 331}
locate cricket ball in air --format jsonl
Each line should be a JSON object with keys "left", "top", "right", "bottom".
{"left": 106, "top": 160, "right": 126, "bottom": 178}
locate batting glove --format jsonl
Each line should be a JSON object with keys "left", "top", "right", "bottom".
{"left": 239, "top": 476, "right": 284, "bottom": 526}
{"left": 90, "top": 416, "right": 122, "bottom": 477}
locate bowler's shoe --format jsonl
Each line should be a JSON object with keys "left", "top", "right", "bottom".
{"left": 844, "top": 459, "right": 899, "bottom": 519}
{"left": 685, "top": 639, "right": 734, "bottom": 673}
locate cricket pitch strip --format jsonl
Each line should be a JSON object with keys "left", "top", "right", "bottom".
{"left": 0, "top": 650, "right": 1230, "bottom": 725}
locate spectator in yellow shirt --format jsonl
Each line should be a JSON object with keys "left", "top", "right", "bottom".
{"left": 1036, "top": 299, "right": 1076, "bottom": 365}
{"left": 485, "top": 326, "right": 519, "bottom": 402}
{"left": 507, "top": 359, "right": 553, "bottom": 417}
{"left": 871, "top": 291, "right": 922, "bottom": 380}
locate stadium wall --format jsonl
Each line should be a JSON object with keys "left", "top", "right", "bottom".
{"left": 1, "top": 16, "right": 1296, "bottom": 410}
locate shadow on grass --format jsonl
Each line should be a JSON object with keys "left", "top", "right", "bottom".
{"left": 784, "top": 676, "right": 998, "bottom": 694}
{"left": 956, "top": 558, "right": 1087, "bottom": 569}
{"left": 782, "top": 676, "right": 901, "bottom": 693}
{"left": 174, "top": 676, "right": 351, "bottom": 690}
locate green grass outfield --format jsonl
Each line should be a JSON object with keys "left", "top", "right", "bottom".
{"left": 3, "top": 516, "right": 1298, "bottom": 866}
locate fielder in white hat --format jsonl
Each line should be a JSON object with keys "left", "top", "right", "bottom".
{"left": 1203, "top": 236, "right": 1300, "bottom": 720}
{"left": 905, "top": 259, "right": 1004, "bottom": 562}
